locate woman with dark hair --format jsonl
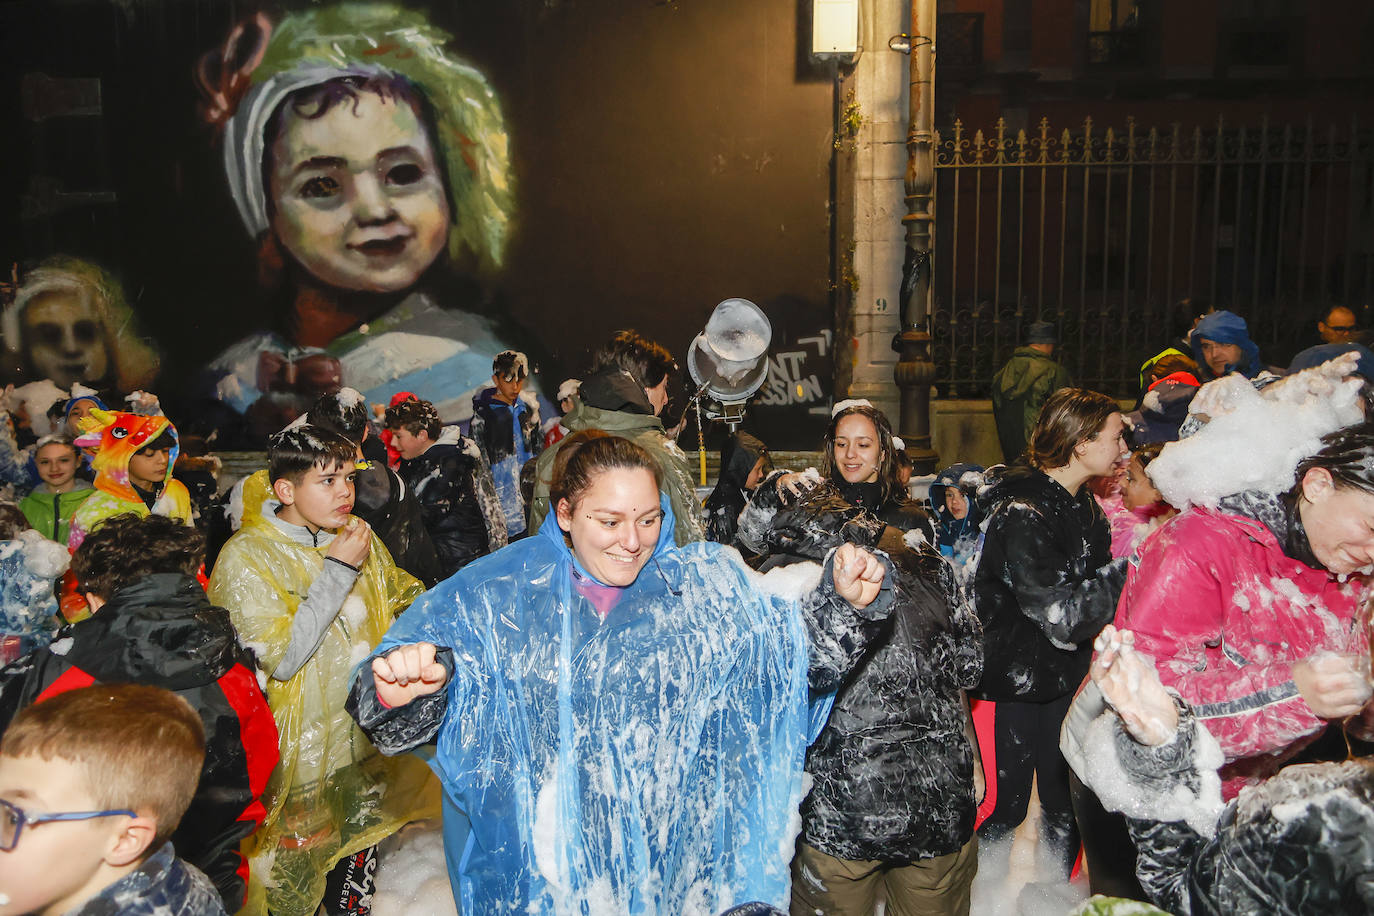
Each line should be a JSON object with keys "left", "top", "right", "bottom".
{"left": 1109, "top": 421, "right": 1374, "bottom": 800}
{"left": 970, "top": 387, "right": 1129, "bottom": 879}
{"left": 346, "top": 431, "right": 896, "bottom": 913}
{"left": 739, "top": 401, "right": 982, "bottom": 914}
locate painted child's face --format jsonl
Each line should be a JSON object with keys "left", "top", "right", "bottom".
{"left": 22, "top": 292, "right": 108, "bottom": 389}
{"left": 269, "top": 91, "right": 450, "bottom": 294}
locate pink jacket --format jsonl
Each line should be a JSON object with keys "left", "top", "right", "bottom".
{"left": 1115, "top": 506, "right": 1368, "bottom": 799}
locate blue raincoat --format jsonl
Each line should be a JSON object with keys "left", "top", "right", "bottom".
{"left": 349, "top": 496, "right": 894, "bottom": 915}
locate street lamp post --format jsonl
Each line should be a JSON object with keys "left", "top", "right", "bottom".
{"left": 895, "top": 0, "right": 939, "bottom": 474}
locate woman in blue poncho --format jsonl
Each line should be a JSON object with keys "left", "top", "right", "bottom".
{"left": 348, "top": 431, "right": 894, "bottom": 914}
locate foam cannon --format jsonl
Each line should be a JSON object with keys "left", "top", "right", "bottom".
{"left": 683, "top": 298, "right": 772, "bottom": 484}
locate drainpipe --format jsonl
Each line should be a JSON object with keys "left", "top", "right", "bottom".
{"left": 895, "top": 0, "right": 939, "bottom": 474}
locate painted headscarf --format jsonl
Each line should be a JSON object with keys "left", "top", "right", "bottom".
{"left": 200, "top": 3, "right": 513, "bottom": 273}
{"left": 74, "top": 408, "right": 180, "bottom": 502}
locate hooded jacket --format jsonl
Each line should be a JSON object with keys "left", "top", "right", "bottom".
{"left": 929, "top": 463, "right": 985, "bottom": 580}
{"left": 207, "top": 503, "right": 440, "bottom": 916}
{"left": 1191, "top": 310, "right": 1264, "bottom": 381}
{"left": 0, "top": 573, "right": 278, "bottom": 911}
{"left": 348, "top": 497, "right": 897, "bottom": 914}
{"left": 742, "top": 477, "right": 982, "bottom": 862}
{"left": 703, "top": 432, "right": 770, "bottom": 546}
{"left": 529, "top": 368, "right": 705, "bottom": 545}
{"left": 1074, "top": 697, "right": 1374, "bottom": 916}
{"left": 66, "top": 842, "right": 228, "bottom": 916}
{"left": 991, "top": 347, "right": 1073, "bottom": 462}
{"left": 352, "top": 457, "right": 444, "bottom": 587}
{"left": 469, "top": 386, "right": 542, "bottom": 537}
{"left": 20, "top": 479, "right": 94, "bottom": 545}
{"left": 397, "top": 427, "right": 508, "bottom": 579}
{"left": 970, "top": 463, "right": 1127, "bottom": 701}
{"left": 1113, "top": 491, "right": 1367, "bottom": 799}
{"left": 67, "top": 409, "right": 192, "bottom": 550}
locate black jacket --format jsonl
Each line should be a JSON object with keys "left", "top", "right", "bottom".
{"left": 744, "top": 476, "right": 982, "bottom": 862}
{"left": 1104, "top": 704, "right": 1374, "bottom": 915}
{"left": 704, "top": 432, "right": 769, "bottom": 547}
{"left": 398, "top": 437, "right": 502, "bottom": 579}
{"left": 970, "top": 463, "right": 1126, "bottom": 701}
{"left": 353, "top": 458, "right": 444, "bottom": 587}
{"left": 0, "top": 574, "right": 278, "bottom": 912}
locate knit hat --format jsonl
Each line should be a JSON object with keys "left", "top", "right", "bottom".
{"left": 1027, "top": 321, "right": 1058, "bottom": 345}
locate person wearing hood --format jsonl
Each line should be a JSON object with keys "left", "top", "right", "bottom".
{"left": 991, "top": 320, "right": 1074, "bottom": 463}
{"left": 386, "top": 398, "right": 507, "bottom": 579}
{"left": 66, "top": 409, "right": 193, "bottom": 551}
{"left": 1190, "top": 310, "right": 1268, "bottom": 382}
{"left": 738, "top": 406, "right": 982, "bottom": 914}
{"left": 930, "top": 462, "right": 985, "bottom": 582}
{"left": 0, "top": 514, "right": 279, "bottom": 912}
{"left": 1124, "top": 371, "right": 1200, "bottom": 448}
{"left": 19, "top": 433, "right": 94, "bottom": 544}
{"left": 528, "top": 330, "right": 705, "bottom": 545}
{"left": 347, "top": 431, "right": 895, "bottom": 914}
{"left": 543, "top": 377, "right": 581, "bottom": 449}
{"left": 703, "top": 430, "right": 771, "bottom": 548}
{"left": 469, "top": 350, "right": 543, "bottom": 540}
{"left": 971, "top": 388, "right": 1130, "bottom": 879}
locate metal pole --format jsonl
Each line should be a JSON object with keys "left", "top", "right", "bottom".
{"left": 896, "top": 0, "right": 939, "bottom": 474}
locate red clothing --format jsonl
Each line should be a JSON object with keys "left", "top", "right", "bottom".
{"left": 1115, "top": 506, "right": 1368, "bottom": 798}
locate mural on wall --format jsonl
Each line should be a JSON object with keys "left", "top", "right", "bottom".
{"left": 196, "top": 3, "right": 525, "bottom": 438}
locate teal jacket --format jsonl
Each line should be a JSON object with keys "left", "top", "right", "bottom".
{"left": 991, "top": 347, "right": 1072, "bottom": 462}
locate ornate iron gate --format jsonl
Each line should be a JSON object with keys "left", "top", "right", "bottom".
{"left": 931, "top": 116, "right": 1374, "bottom": 396}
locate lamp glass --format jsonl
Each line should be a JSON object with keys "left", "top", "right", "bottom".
{"left": 813, "top": 0, "right": 860, "bottom": 55}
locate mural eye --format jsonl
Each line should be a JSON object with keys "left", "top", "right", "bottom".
{"left": 386, "top": 163, "right": 423, "bottom": 187}
{"left": 110, "top": 427, "right": 129, "bottom": 439}
{"left": 299, "top": 176, "right": 341, "bottom": 199}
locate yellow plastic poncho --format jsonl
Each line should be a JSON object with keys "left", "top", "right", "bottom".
{"left": 208, "top": 493, "right": 439, "bottom": 916}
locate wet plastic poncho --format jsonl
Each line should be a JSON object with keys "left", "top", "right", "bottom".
{"left": 349, "top": 497, "right": 897, "bottom": 915}
{"left": 207, "top": 503, "right": 440, "bottom": 916}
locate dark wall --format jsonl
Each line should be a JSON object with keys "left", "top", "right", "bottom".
{"left": 0, "top": 0, "right": 836, "bottom": 449}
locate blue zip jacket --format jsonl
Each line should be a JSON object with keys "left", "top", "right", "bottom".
{"left": 349, "top": 496, "right": 895, "bottom": 914}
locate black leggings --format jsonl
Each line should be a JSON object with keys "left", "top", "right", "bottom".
{"left": 975, "top": 694, "right": 1079, "bottom": 878}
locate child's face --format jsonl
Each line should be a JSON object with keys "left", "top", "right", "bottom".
{"left": 0, "top": 754, "right": 124, "bottom": 916}
{"left": 22, "top": 292, "right": 108, "bottom": 390}
{"left": 276, "top": 460, "right": 357, "bottom": 531}
{"left": 35, "top": 444, "right": 78, "bottom": 491}
{"left": 390, "top": 427, "right": 431, "bottom": 461}
{"left": 1122, "top": 456, "right": 1164, "bottom": 512}
{"left": 127, "top": 446, "right": 170, "bottom": 491}
{"left": 745, "top": 456, "right": 768, "bottom": 491}
{"left": 945, "top": 487, "right": 969, "bottom": 520}
{"left": 66, "top": 399, "right": 98, "bottom": 437}
{"left": 268, "top": 91, "right": 450, "bottom": 294}
{"left": 493, "top": 373, "right": 525, "bottom": 405}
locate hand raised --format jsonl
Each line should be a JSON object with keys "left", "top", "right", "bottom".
{"left": 833, "top": 543, "right": 885, "bottom": 609}
{"left": 372, "top": 642, "right": 448, "bottom": 708}
{"left": 327, "top": 517, "right": 372, "bottom": 568}
{"left": 1091, "top": 625, "right": 1178, "bottom": 746}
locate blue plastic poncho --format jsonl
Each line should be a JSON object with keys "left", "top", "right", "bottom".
{"left": 351, "top": 496, "right": 887, "bottom": 914}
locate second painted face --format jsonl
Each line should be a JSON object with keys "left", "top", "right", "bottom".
{"left": 556, "top": 467, "right": 663, "bottom": 587}
{"left": 23, "top": 292, "right": 107, "bottom": 390}
{"left": 268, "top": 91, "right": 450, "bottom": 294}
{"left": 832, "top": 413, "right": 882, "bottom": 485}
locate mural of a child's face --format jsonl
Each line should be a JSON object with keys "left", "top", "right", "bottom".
{"left": 22, "top": 291, "right": 108, "bottom": 389}
{"left": 268, "top": 91, "right": 450, "bottom": 294}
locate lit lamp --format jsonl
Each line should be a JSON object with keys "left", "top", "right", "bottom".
{"left": 812, "top": 0, "right": 860, "bottom": 59}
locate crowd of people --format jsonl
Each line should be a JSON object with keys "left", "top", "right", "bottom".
{"left": 0, "top": 306, "right": 1372, "bottom": 916}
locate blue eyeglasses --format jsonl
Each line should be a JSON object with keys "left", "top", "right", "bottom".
{"left": 0, "top": 798, "right": 136, "bottom": 851}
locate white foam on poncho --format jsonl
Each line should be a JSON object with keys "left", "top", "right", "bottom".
{"left": 1147, "top": 353, "right": 1366, "bottom": 509}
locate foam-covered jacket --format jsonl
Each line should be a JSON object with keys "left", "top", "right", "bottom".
{"left": 66, "top": 842, "right": 228, "bottom": 916}
{"left": 971, "top": 463, "right": 1127, "bottom": 701}
{"left": 348, "top": 498, "right": 897, "bottom": 914}
{"left": 0, "top": 529, "right": 67, "bottom": 655}
{"left": 1079, "top": 698, "right": 1374, "bottom": 915}
{"left": 469, "top": 386, "right": 541, "bottom": 537}
{"left": 352, "top": 459, "right": 444, "bottom": 588}
{"left": 0, "top": 573, "right": 278, "bottom": 911}
{"left": 743, "top": 478, "right": 982, "bottom": 862}
{"left": 1114, "top": 491, "right": 1367, "bottom": 799}
{"left": 929, "top": 463, "right": 985, "bottom": 582}
{"left": 397, "top": 429, "right": 507, "bottom": 579}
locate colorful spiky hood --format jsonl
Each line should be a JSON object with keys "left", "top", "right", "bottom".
{"left": 74, "top": 408, "right": 180, "bottom": 503}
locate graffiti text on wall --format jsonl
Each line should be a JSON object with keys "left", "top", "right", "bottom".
{"left": 756, "top": 330, "right": 832, "bottom": 412}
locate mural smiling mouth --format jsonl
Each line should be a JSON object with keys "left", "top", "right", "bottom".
{"left": 349, "top": 236, "right": 412, "bottom": 258}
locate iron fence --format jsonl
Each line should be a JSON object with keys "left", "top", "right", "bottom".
{"left": 931, "top": 115, "right": 1374, "bottom": 397}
